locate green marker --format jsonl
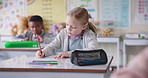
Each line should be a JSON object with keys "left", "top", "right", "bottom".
{"left": 33, "top": 61, "right": 58, "bottom": 64}
{"left": 0, "top": 1, "right": 3, "bottom": 5}
{"left": 139, "top": 36, "right": 145, "bottom": 39}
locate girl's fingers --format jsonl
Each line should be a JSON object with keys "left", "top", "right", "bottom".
{"left": 36, "top": 51, "right": 41, "bottom": 57}
{"left": 40, "top": 52, "right": 45, "bottom": 58}
{"left": 55, "top": 54, "right": 62, "bottom": 59}
{"left": 61, "top": 55, "right": 65, "bottom": 59}
{"left": 36, "top": 50, "right": 45, "bottom": 58}
{"left": 55, "top": 53, "right": 69, "bottom": 59}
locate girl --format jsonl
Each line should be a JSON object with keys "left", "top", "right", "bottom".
{"left": 36, "top": 7, "right": 99, "bottom": 58}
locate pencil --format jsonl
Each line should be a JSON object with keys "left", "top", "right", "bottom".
{"left": 34, "top": 34, "right": 42, "bottom": 54}
{"left": 28, "top": 62, "right": 50, "bottom": 65}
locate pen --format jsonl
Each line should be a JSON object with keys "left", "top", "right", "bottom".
{"left": 37, "top": 35, "right": 42, "bottom": 53}
{"left": 34, "top": 34, "right": 42, "bottom": 54}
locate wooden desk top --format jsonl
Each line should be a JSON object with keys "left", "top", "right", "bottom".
{"left": 0, "top": 48, "right": 39, "bottom": 51}
{"left": 0, "top": 55, "right": 113, "bottom": 73}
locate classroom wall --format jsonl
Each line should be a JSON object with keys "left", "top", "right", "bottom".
{"left": 0, "top": 0, "right": 147, "bottom": 35}
{"left": 27, "top": 0, "right": 66, "bottom": 32}
{"left": 27, "top": 0, "right": 148, "bottom": 35}
{"left": 0, "top": 0, "right": 66, "bottom": 35}
{"left": 98, "top": 0, "right": 148, "bottom": 36}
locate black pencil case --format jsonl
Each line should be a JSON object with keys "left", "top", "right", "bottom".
{"left": 70, "top": 49, "right": 108, "bottom": 66}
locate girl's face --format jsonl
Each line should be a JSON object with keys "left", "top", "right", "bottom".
{"left": 29, "top": 21, "right": 43, "bottom": 35}
{"left": 66, "top": 16, "right": 87, "bottom": 36}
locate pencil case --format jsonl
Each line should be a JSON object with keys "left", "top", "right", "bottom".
{"left": 70, "top": 49, "right": 108, "bottom": 66}
{"left": 4, "top": 41, "right": 38, "bottom": 48}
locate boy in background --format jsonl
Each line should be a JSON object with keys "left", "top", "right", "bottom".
{"left": 21, "top": 15, "right": 55, "bottom": 44}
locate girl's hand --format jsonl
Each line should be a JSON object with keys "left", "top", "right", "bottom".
{"left": 36, "top": 50, "right": 45, "bottom": 58}
{"left": 54, "top": 52, "right": 70, "bottom": 59}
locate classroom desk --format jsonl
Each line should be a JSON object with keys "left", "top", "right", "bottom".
{"left": 97, "top": 36, "right": 120, "bottom": 70}
{"left": 0, "top": 42, "right": 38, "bottom": 60}
{"left": 0, "top": 48, "right": 38, "bottom": 60}
{"left": 0, "top": 35, "right": 37, "bottom": 58}
{"left": 0, "top": 43, "right": 48, "bottom": 60}
{"left": 0, "top": 55, "right": 113, "bottom": 78}
{"left": 0, "top": 35, "right": 22, "bottom": 43}
{"left": 123, "top": 38, "right": 148, "bottom": 67}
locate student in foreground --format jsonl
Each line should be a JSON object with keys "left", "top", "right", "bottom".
{"left": 36, "top": 7, "right": 99, "bottom": 58}
{"left": 21, "top": 15, "right": 55, "bottom": 44}
{"left": 110, "top": 47, "right": 148, "bottom": 78}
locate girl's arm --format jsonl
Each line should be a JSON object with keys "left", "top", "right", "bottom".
{"left": 41, "top": 30, "right": 65, "bottom": 56}
{"left": 42, "top": 33, "right": 56, "bottom": 44}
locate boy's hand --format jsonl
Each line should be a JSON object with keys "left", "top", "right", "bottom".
{"left": 38, "top": 36, "right": 44, "bottom": 42}
{"left": 54, "top": 52, "right": 70, "bottom": 59}
{"left": 21, "top": 37, "right": 29, "bottom": 41}
{"left": 36, "top": 50, "right": 45, "bottom": 58}
{"left": 34, "top": 34, "right": 44, "bottom": 42}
